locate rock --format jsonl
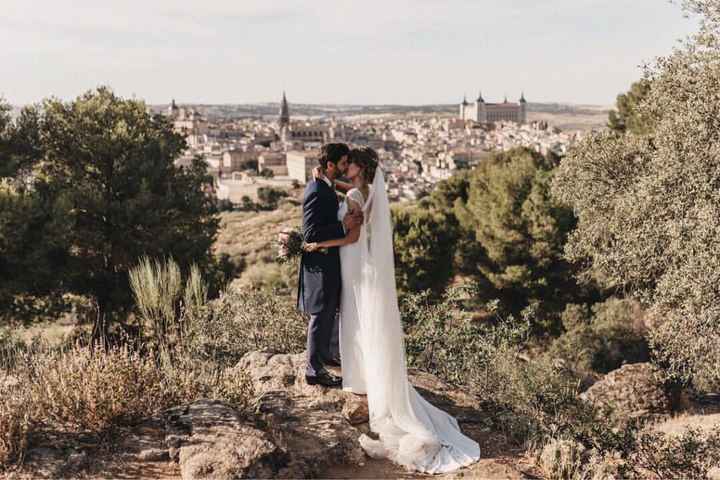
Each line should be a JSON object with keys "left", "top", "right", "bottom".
{"left": 236, "top": 352, "right": 366, "bottom": 477}
{"left": 23, "top": 447, "right": 66, "bottom": 478}
{"left": 539, "top": 439, "right": 587, "bottom": 479}
{"left": 163, "top": 399, "right": 288, "bottom": 480}
{"left": 580, "top": 362, "right": 672, "bottom": 422}
{"left": 137, "top": 448, "right": 170, "bottom": 462}
{"left": 234, "top": 351, "right": 486, "bottom": 477}
{"left": 709, "top": 466, "right": 720, "bottom": 480}
{"left": 342, "top": 396, "right": 369, "bottom": 425}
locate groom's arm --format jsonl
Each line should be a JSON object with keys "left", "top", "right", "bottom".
{"left": 303, "top": 190, "right": 345, "bottom": 243}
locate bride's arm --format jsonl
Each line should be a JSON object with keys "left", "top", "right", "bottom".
{"left": 333, "top": 179, "right": 353, "bottom": 194}
{"left": 305, "top": 200, "right": 362, "bottom": 250}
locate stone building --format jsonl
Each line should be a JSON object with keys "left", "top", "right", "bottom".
{"left": 221, "top": 149, "right": 258, "bottom": 174}
{"left": 459, "top": 92, "right": 527, "bottom": 124}
{"left": 287, "top": 150, "right": 319, "bottom": 184}
{"left": 277, "top": 92, "right": 329, "bottom": 146}
{"left": 258, "top": 152, "right": 288, "bottom": 176}
{"left": 167, "top": 99, "right": 209, "bottom": 147}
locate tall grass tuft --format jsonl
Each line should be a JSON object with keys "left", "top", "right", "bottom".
{"left": 129, "top": 257, "right": 190, "bottom": 351}
{"left": 0, "top": 384, "right": 30, "bottom": 467}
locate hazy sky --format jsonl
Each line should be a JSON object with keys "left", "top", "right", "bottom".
{"left": 1, "top": 0, "right": 698, "bottom": 106}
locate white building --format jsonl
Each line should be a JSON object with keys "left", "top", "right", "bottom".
{"left": 459, "top": 92, "right": 527, "bottom": 124}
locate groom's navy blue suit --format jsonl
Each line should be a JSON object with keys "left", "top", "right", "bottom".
{"left": 297, "top": 178, "right": 345, "bottom": 377}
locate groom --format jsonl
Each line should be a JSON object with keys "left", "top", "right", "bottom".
{"left": 298, "top": 143, "right": 362, "bottom": 387}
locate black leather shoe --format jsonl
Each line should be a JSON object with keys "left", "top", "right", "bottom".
{"left": 306, "top": 370, "right": 342, "bottom": 387}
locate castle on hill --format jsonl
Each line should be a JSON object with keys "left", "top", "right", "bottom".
{"left": 459, "top": 92, "right": 527, "bottom": 124}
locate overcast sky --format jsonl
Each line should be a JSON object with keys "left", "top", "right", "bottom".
{"left": 1, "top": 0, "right": 698, "bottom": 106}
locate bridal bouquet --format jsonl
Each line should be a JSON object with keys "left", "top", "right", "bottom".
{"left": 276, "top": 227, "right": 327, "bottom": 263}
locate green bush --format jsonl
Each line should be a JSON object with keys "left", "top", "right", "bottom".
{"left": 402, "top": 285, "right": 588, "bottom": 445}
{"left": 551, "top": 2, "right": 720, "bottom": 391}
{"left": 550, "top": 298, "right": 649, "bottom": 375}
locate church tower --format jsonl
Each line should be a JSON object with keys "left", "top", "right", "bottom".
{"left": 519, "top": 92, "right": 527, "bottom": 124}
{"left": 279, "top": 91, "right": 290, "bottom": 128}
{"left": 459, "top": 94, "right": 469, "bottom": 120}
{"left": 279, "top": 91, "right": 290, "bottom": 142}
{"left": 475, "top": 91, "right": 487, "bottom": 123}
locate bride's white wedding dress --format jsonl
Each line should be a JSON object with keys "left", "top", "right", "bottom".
{"left": 337, "top": 171, "right": 481, "bottom": 474}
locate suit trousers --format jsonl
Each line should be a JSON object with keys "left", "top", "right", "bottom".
{"left": 305, "top": 292, "right": 340, "bottom": 377}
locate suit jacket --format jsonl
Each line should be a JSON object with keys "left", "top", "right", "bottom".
{"left": 297, "top": 179, "right": 345, "bottom": 314}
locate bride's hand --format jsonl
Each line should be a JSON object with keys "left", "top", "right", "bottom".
{"left": 304, "top": 242, "right": 320, "bottom": 252}
{"left": 312, "top": 166, "right": 323, "bottom": 180}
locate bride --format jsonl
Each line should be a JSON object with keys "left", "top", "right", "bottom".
{"left": 305, "top": 147, "right": 481, "bottom": 474}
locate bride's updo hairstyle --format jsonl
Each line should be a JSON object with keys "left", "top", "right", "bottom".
{"left": 348, "top": 146, "right": 379, "bottom": 184}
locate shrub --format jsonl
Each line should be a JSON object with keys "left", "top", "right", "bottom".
{"left": 257, "top": 187, "right": 288, "bottom": 210}
{"left": 550, "top": 298, "right": 649, "bottom": 375}
{"left": 216, "top": 198, "right": 235, "bottom": 212}
{"left": 184, "top": 287, "right": 306, "bottom": 368}
{"left": 0, "top": 341, "right": 254, "bottom": 469}
{"left": 619, "top": 427, "right": 720, "bottom": 479}
{"left": 551, "top": 2, "right": 720, "bottom": 391}
{"left": 19, "top": 345, "right": 167, "bottom": 433}
{"left": 159, "top": 354, "right": 253, "bottom": 412}
{"left": 0, "top": 383, "right": 30, "bottom": 468}
{"left": 539, "top": 439, "right": 587, "bottom": 480}
{"left": 402, "top": 286, "right": 586, "bottom": 444}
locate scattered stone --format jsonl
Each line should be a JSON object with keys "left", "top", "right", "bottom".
{"left": 342, "top": 396, "right": 369, "bottom": 425}
{"left": 137, "top": 447, "right": 170, "bottom": 462}
{"left": 580, "top": 362, "right": 672, "bottom": 422}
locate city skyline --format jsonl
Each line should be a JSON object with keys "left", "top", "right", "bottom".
{"left": 2, "top": 0, "right": 698, "bottom": 106}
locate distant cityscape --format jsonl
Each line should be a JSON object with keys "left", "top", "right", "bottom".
{"left": 160, "top": 92, "right": 602, "bottom": 204}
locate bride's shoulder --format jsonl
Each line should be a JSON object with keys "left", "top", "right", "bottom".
{"left": 347, "top": 188, "right": 364, "bottom": 204}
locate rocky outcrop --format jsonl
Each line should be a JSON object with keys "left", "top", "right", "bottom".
{"left": 580, "top": 362, "right": 672, "bottom": 421}
{"left": 15, "top": 351, "right": 504, "bottom": 479}
{"left": 164, "top": 400, "right": 287, "bottom": 480}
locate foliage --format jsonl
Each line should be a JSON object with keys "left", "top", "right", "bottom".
{"left": 0, "top": 102, "right": 69, "bottom": 322}
{"left": 1, "top": 89, "right": 219, "bottom": 342}
{"left": 549, "top": 298, "right": 649, "bottom": 374}
{"left": 129, "top": 257, "right": 208, "bottom": 352}
{"left": 19, "top": 345, "right": 167, "bottom": 433}
{"left": 420, "top": 171, "right": 488, "bottom": 277}
{"left": 455, "top": 147, "right": 589, "bottom": 326}
{"left": 402, "top": 285, "right": 589, "bottom": 445}
{"left": 216, "top": 198, "right": 235, "bottom": 212}
{"left": 607, "top": 79, "right": 654, "bottom": 135}
{"left": 392, "top": 204, "right": 456, "bottom": 295}
{"left": 184, "top": 287, "right": 306, "bottom": 368}
{"left": 619, "top": 426, "right": 720, "bottom": 479}
{"left": 551, "top": 3, "right": 720, "bottom": 391}
{"left": 257, "top": 186, "right": 288, "bottom": 210}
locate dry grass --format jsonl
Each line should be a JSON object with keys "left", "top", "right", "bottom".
{"left": 21, "top": 345, "right": 167, "bottom": 433}
{"left": 214, "top": 200, "right": 303, "bottom": 276}
{"left": 0, "top": 340, "right": 254, "bottom": 470}
{"left": 0, "top": 381, "right": 30, "bottom": 467}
